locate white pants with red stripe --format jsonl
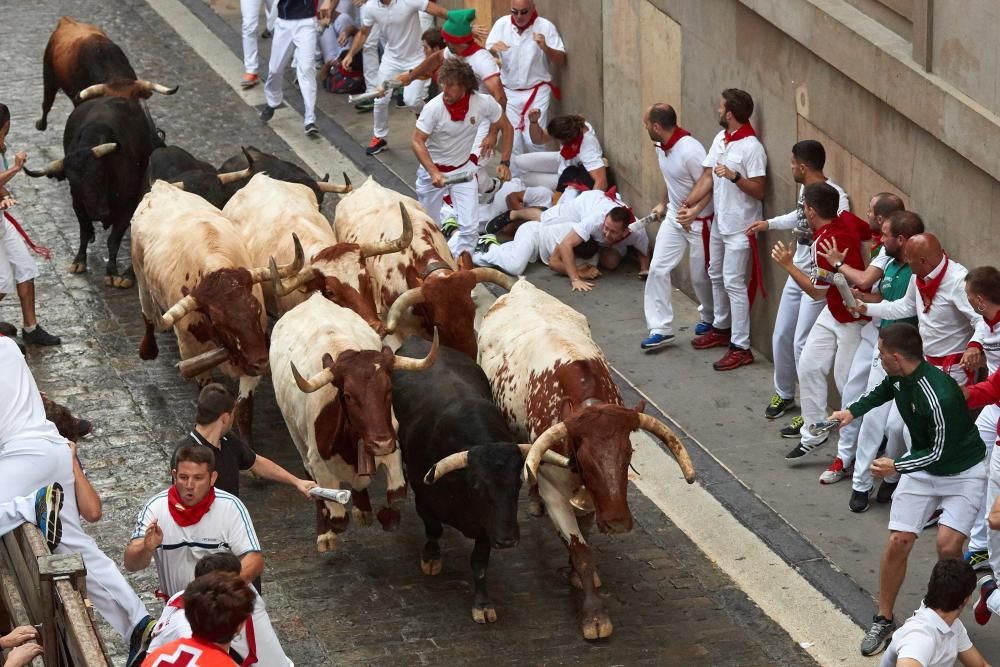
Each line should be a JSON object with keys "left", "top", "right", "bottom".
{"left": 504, "top": 84, "right": 553, "bottom": 156}
{"left": 797, "top": 308, "right": 865, "bottom": 446}
{"left": 240, "top": 0, "right": 276, "bottom": 75}
{"left": 850, "top": 340, "right": 909, "bottom": 492}
{"left": 707, "top": 226, "right": 751, "bottom": 349}
{"left": 0, "top": 438, "right": 148, "bottom": 640}
{"left": 510, "top": 151, "right": 560, "bottom": 191}
{"left": 967, "top": 404, "right": 999, "bottom": 553}
{"left": 264, "top": 17, "right": 318, "bottom": 126}
{"left": 644, "top": 216, "right": 712, "bottom": 336}
{"left": 771, "top": 275, "right": 826, "bottom": 400}
{"left": 415, "top": 166, "right": 479, "bottom": 259}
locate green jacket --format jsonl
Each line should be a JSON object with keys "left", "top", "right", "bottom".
{"left": 848, "top": 361, "right": 984, "bottom": 475}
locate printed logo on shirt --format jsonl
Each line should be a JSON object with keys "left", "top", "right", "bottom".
{"left": 469, "top": 116, "right": 477, "bottom": 125}
{"left": 149, "top": 645, "right": 201, "bottom": 666}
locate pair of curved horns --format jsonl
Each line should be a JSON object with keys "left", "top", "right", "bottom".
{"left": 316, "top": 172, "right": 352, "bottom": 194}
{"left": 78, "top": 81, "right": 179, "bottom": 101}
{"left": 423, "top": 443, "right": 571, "bottom": 485}
{"left": 290, "top": 328, "right": 440, "bottom": 394}
{"left": 384, "top": 266, "right": 517, "bottom": 333}
{"left": 359, "top": 202, "right": 413, "bottom": 258}
{"left": 521, "top": 412, "right": 696, "bottom": 485}
{"left": 249, "top": 233, "right": 305, "bottom": 284}
{"left": 22, "top": 142, "right": 118, "bottom": 178}
{"left": 169, "top": 165, "right": 252, "bottom": 191}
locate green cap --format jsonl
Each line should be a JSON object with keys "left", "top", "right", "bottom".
{"left": 441, "top": 8, "right": 477, "bottom": 43}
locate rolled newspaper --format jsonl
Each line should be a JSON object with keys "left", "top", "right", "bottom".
{"left": 628, "top": 210, "right": 664, "bottom": 234}
{"left": 806, "top": 419, "right": 841, "bottom": 437}
{"left": 347, "top": 79, "right": 404, "bottom": 105}
{"left": 832, "top": 272, "right": 861, "bottom": 318}
{"left": 440, "top": 171, "right": 475, "bottom": 186}
{"left": 309, "top": 487, "right": 352, "bottom": 504}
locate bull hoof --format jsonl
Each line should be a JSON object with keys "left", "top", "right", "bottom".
{"left": 67, "top": 262, "right": 87, "bottom": 274}
{"left": 569, "top": 569, "right": 602, "bottom": 590}
{"left": 351, "top": 506, "right": 373, "bottom": 527}
{"left": 111, "top": 276, "right": 133, "bottom": 289}
{"left": 376, "top": 506, "right": 401, "bottom": 532}
{"left": 35, "top": 118, "right": 46, "bottom": 131}
{"left": 527, "top": 497, "right": 546, "bottom": 518}
{"left": 420, "top": 558, "right": 442, "bottom": 576}
{"left": 138, "top": 337, "right": 159, "bottom": 361}
{"left": 580, "top": 610, "right": 613, "bottom": 640}
{"left": 316, "top": 530, "right": 337, "bottom": 553}
{"left": 471, "top": 606, "right": 497, "bottom": 624}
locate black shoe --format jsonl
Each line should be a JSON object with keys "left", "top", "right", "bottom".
{"left": 474, "top": 234, "right": 499, "bottom": 254}
{"left": 261, "top": 28, "right": 273, "bottom": 39}
{"left": 354, "top": 99, "right": 375, "bottom": 112}
{"left": 365, "top": 136, "right": 387, "bottom": 155}
{"left": 784, "top": 434, "right": 828, "bottom": 462}
{"left": 0, "top": 321, "right": 15, "bottom": 337}
{"left": 779, "top": 415, "right": 804, "bottom": 438}
{"left": 876, "top": 480, "right": 898, "bottom": 504}
{"left": 22, "top": 324, "right": 61, "bottom": 346}
{"left": 860, "top": 615, "right": 896, "bottom": 656}
{"left": 849, "top": 488, "right": 871, "bottom": 513}
{"left": 260, "top": 105, "right": 277, "bottom": 122}
{"left": 305, "top": 123, "right": 319, "bottom": 137}
{"left": 485, "top": 210, "right": 513, "bottom": 235}
{"left": 765, "top": 393, "right": 796, "bottom": 420}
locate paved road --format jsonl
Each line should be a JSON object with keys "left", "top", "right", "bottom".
{"left": 1, "top": 1, "right": 816, "bottom": 665}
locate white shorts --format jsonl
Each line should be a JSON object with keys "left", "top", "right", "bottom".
{"left": 887, "top": 462, "right": 988, "bottom": 536}
{"left": 0, "top": 215, "right": 40, "bottom": 295}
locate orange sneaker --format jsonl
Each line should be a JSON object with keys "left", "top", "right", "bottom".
{"left": 241, "top": 73, "right": 260, "bottom": 89}
{"left": 713, "top": 347, "right": 754, "bottom": 371}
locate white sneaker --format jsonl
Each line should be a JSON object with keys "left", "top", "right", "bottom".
{"left": 819, "top": 457, "right": 849, "bottom": 484}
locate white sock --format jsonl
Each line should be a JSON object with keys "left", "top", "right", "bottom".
{"left": 23, "top": 324, "right": 37, "bottom": 333}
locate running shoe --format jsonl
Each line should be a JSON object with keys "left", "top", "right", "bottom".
{"left": 860, "top": 615, "right": 896, "bottom": 656}
{"left": 366, "top": 136, "right": 387, "bottom": 155}
{"left": 819, "top": 457, "right": 849, "bottom": 484}
{"left": 694, "top": 321, "right": 712, "bottom": 336}
{"left": 440, "top": 216, "right": 458, "bottom": 240}
{"left": 34, "top": 483, "right": 64, "bottom": 551}
{"left": 692, "top": 328, "right": 730, "bottom": 349}
{"left": 975, "top": 575, "right": 997, "bottom": 625}
{"left": 640, "top": 333, "right": 675, "bottom": 351}
{"left": 849, "top": 489, "right": 871, "bottom": 513}
{"left": 765, "top": 393, "right": 796, "bottom": 420}
{"left": 876, "top": 480, "right": 898, "bottom": 504}
{"left": 474, "top": 234, "right": 498, "bottom": 254}
{"left": 713, "top": 347, "right": 753, "bottom": 371}
{"left": 784, "top": 434, "right": 828, "bottom": 461}
{"left": 780, "top": 415, "right": 805, "bottom": 438}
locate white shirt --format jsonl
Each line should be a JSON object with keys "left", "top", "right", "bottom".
{"left": 767, "top": 179, "right": 850, "bottom": 269}
{"left": 149, "top": 590, "right": 293, "bottom": 666}
{"left": 656, "top": 134, "right": 713, "bottom": 220}
{"left": 865, "top": 256, "right": 984, "bottom": 358}
{"left": 573, "top": 213, "right": 649, "bottom": 256}
{"left": 703, "top": 129, "right": 767, "bottom": 235}
{"left": 361, "top": 0, "right": 428, "bottom": 67}
{"left": 559, "top": 122, "right": 604, "bottom": 174}
{"left": 415, "top": 92, "right": 502, "bottom": 168}
{"left": 443, "top": 48, "right": 500, "bottom": 85}
{"left": 562, "top": 190, "right": 649, "bottom": 255}
{"left": 486, "top": 15, "right": 564, "bottom": 90}
{"left": 879, "top": 604, "right": 973, "bottom": 667}
{"left": 478, "top": 178, "right": 550, "bottom": 223}
{"left": 131, "top": 489, "right": 262, "bottom": 597}
{"left": 0, "top": 336, "right": 64, "bottom": 449}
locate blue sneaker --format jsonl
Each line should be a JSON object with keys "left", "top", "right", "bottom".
{"left": 694, "top": 321, "right": 712, "bottom": 336}
{"left": 640, "top": 333, "right": 675, "bottom": 350}
{"left": 965, "top": 549, "right": 990, "bottom": 571}
{"left": 34, "top": 483, "right": 64, "bottom": 551}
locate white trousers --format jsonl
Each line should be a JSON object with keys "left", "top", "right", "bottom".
{"left": 511, "top": 151, "right": 560, "bottom": 190}
{"left": 968, "top": 404, "right": 999, "bottom": 552}
{"left": 362, "top": 22, "right": 382, "bottom": 91}
{"left": 473, "top": 220, "right": 541, "bottom": 275}
{"left": 644, "top": 217, "right": 712, "bottom": 336}
{"left": 264, "top": 17, "right": 318, "bottom": 126}
{"left": 983, "top": 440, "right": 1000, "bottom": 613}
{"left": 707, "top": 226, "right": 752, "bottom": 349}
{"left": 240, "top": 0, "right": 276, "bottom": 74}
{"left": 850, "top": 341, "right": 909, "bottom": 491}
{"left": 771, "top": 276, "right": 825, "bottom": 400}
{"left": 0, "top": 438, "right": 148, "bottom": 640}
{"left": 372, "top": 59, "right": 428, "bottom": 139}
{"left": 834, "top": 321, "right": 878, "bottom": 464}
{"left": 504, "top": 84, "right": 553, "bottom": 157}
{"left": 0, "top": 215, "right": 40, "bottom": 296}
{"left": 797, "top": 308, "right": 865, "bottom": 445}
{"left": 415, "top": 166, "right": 479, "bottom": 259}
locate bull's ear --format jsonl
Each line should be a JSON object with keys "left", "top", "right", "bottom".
{"left": 456, "top": 251, "right": 473, "bottom": 271}
{"left": 180, "top": 285, "right": 190, "bottom": 297}
{"left": 632, "top": 400, "right": 647, "bottom": 414}
{"left": 321, "top": 352, "right": 335, "bottom": 369}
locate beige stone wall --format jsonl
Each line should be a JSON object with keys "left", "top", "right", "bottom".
{"left": 931, "top": 1, "right": 1000, "bottom": 113}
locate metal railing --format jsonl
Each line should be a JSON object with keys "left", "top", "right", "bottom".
{"left": 0, "top": 524, "right": 110, "bottom": 666}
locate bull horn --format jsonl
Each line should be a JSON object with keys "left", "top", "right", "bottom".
{"left": 522, "top": 422, "right": 568, "bottom": 484}
{"left": 471, "top": 267, "right": 517, "bottom": 291}
{"left": 176, "top": 347, "right": 230, "bottom": 378}
{"left": 384, "top": 286, "right": 426, "bottom": 334}
{"left": 394, "top": 328, "right": 439, "bottom": 372}
{"left": 22, "top": 157, "right": 65, "bottom": 178}
{"left": 268, "top": 256, "right": 317, "bottom": 299}
{"left": 250, "top": 233, "right": 305, "bottom": 283}
{"left": 423, "top": 450, "right": 469, "bottom": 485}
{"left": 217, "top": 166, "right": 252, "bottom": 185}
{"left": 315, "top": 172, "right": 352, "bottom": 194}
{"left": 290, "top": 361, "right": 335, "bottom": 394}
{"left": 90, "top": 143, "right": 118, "bottom": 158}
{"left": 636, "top": 413, "right": 696, "bottom": 484}
{"left": 140, "top": 81, "right": 179, "bottom": 95}
{"left": 516, "top": 443, "right": 571, "bottom": 468}
{"left": 157, "top": 294, "right": 199, "bottom": 330}
{"left": 170, "top": 181, "right": 186, "bottom": 190}
{"left": 77, "top": 83, "right": 107, "bottom": 101}
{"left": 360, "top": 202, "right": 413, "bottom": 258}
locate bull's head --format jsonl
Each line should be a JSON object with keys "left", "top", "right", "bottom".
{"left": 523, "top": 402, "right": 696, "bottom": 535}
{"left": 290, "top": 330, "right": 439, "bottom": 459}
{"left": 23, "top": 143, "right": 117, "bottom": 220}
{"left": 424, "top": 444, "right": 570, "bottom": 549}
{"left": 385, "top": 266, "right": 517, "bottom": 359}
{"left": 78, "top": 79, "right": 179, "bottom": 102}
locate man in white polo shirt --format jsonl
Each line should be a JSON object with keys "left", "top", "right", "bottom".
{"left": 124, "top": 444, "right": 264, "bottom": 599}
{"left": 640, "top": 102, "right": 713, "bottom": 350}
{"left": 486, "top": 0, "right": 565, "bottom": 157}
{"left": 678, "top": 88, "right": 767, "bottom": 371}
{"left": 413, "top": 58, "right": 512, "bottom": 259}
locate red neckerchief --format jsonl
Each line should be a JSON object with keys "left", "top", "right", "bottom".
{"left": 167, "top": 485, "right": 216, "bottom": 527}
{"left": 916, "top": 255, "right": 949, "bottom": 313}
{"left": 723, "top": 123, "right": 756, "bottom": 145}
{"left": 604, "top": 187, "right": 635, "bottom": 223}
{"left": 3, "top": 211, "right": 52, "bottom": 260}
{"left": 560, "top": 131, "right": 584, "bottom": 160}
{"left": 986, "top": 309, "right": 1000, "bottom": 332}
{"left": 657, "top": 127, "right": 691, "bottom": 154}
{"left": 512, "top": 9, "right": 538, "bottom": 34}
{"left": 444, "top": 92, "right": 471, "bottom": 121}
{"left": 457, "top": 42, "right": 482, "bottom": 57}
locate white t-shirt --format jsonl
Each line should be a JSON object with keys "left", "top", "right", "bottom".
{"left": 0, "top": 337, "right": 64, "bottom": 449}
{"left": 415, "top": 92, "right": 502, "bottom": 168}
{"left": 443, "top": 48, "right": 501, "bottom": 85}
{"left": 768, "top": 180, "right": 850, "bottom": 270}
{"left": 361, "top": 0, "right": 428, "bottom": 67}
{"left": 703, "top": 129, "right": 767, "bottom": 235}
{"left": 131, "top": 489, "right": 262, "bottom": 597}
{"left": 478, "top": 178, "right": 550, "bottom": 223}
{"left": 656, "top": 134, "right": 713, "bottom": 220}
{"left": 486, "top": 15, "right": 564, "bottom": 90}
{"left": 880, "top": 604, "right": 973, "bottom": 667}
{"left": 538, "top": 221, "right": 574, "bottom": 264}
{"left": 149, "top": 590, "right": 293, "bottom": 666}
{"left": 559, "top": 122, "right": 604, "bottom": 174}
{"left": 572, "top": 210, "right": 649, "bottom": 256}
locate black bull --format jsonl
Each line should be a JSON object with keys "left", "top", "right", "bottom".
{"left": 24, "top": 96, "right": 162, "bottom": 288}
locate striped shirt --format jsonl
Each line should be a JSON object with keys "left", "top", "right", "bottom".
{"left": 131, "top": 489, "right": 261, "bottom": 597}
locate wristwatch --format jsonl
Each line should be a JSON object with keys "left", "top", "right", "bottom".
{"left": 499, "top": 160, "right": 510, "bottom": 166}
{"left": 730, "top": 172, "right": 742, "bottom": 183}
{"left": 833, "top": 260, "right": 845, "bottom": 270}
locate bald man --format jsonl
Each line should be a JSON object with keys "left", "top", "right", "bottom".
{"left": 854, "top": 232, "right": 985, "bottom": 386}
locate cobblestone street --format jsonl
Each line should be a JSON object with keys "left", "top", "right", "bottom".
{"left": 0, "top": 1, "right": 823, "bottom": 665}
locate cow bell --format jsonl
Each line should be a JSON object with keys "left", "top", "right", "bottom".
{"left": 569, "top": 486, "right": 595, "bottom": 513}
{"left": 357, "top": 440, "right": 376, "bottom": 477}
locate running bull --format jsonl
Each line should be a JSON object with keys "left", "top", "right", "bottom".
{"left": 478, "top": 279, "right": 696, "bottom": 640}
{"left": 217, "top": 145, "right": 350, "bottom": 206}
{"left": 147, "top": 145, "right": 252, "bottom": 210}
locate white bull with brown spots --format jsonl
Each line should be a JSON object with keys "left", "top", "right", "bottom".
{"left": 477, "top": 278, "right": 696, "bottom": 640}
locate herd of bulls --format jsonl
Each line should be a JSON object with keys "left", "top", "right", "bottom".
{"left": 27, "top": 17, "right": 697, "bottom": 641}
